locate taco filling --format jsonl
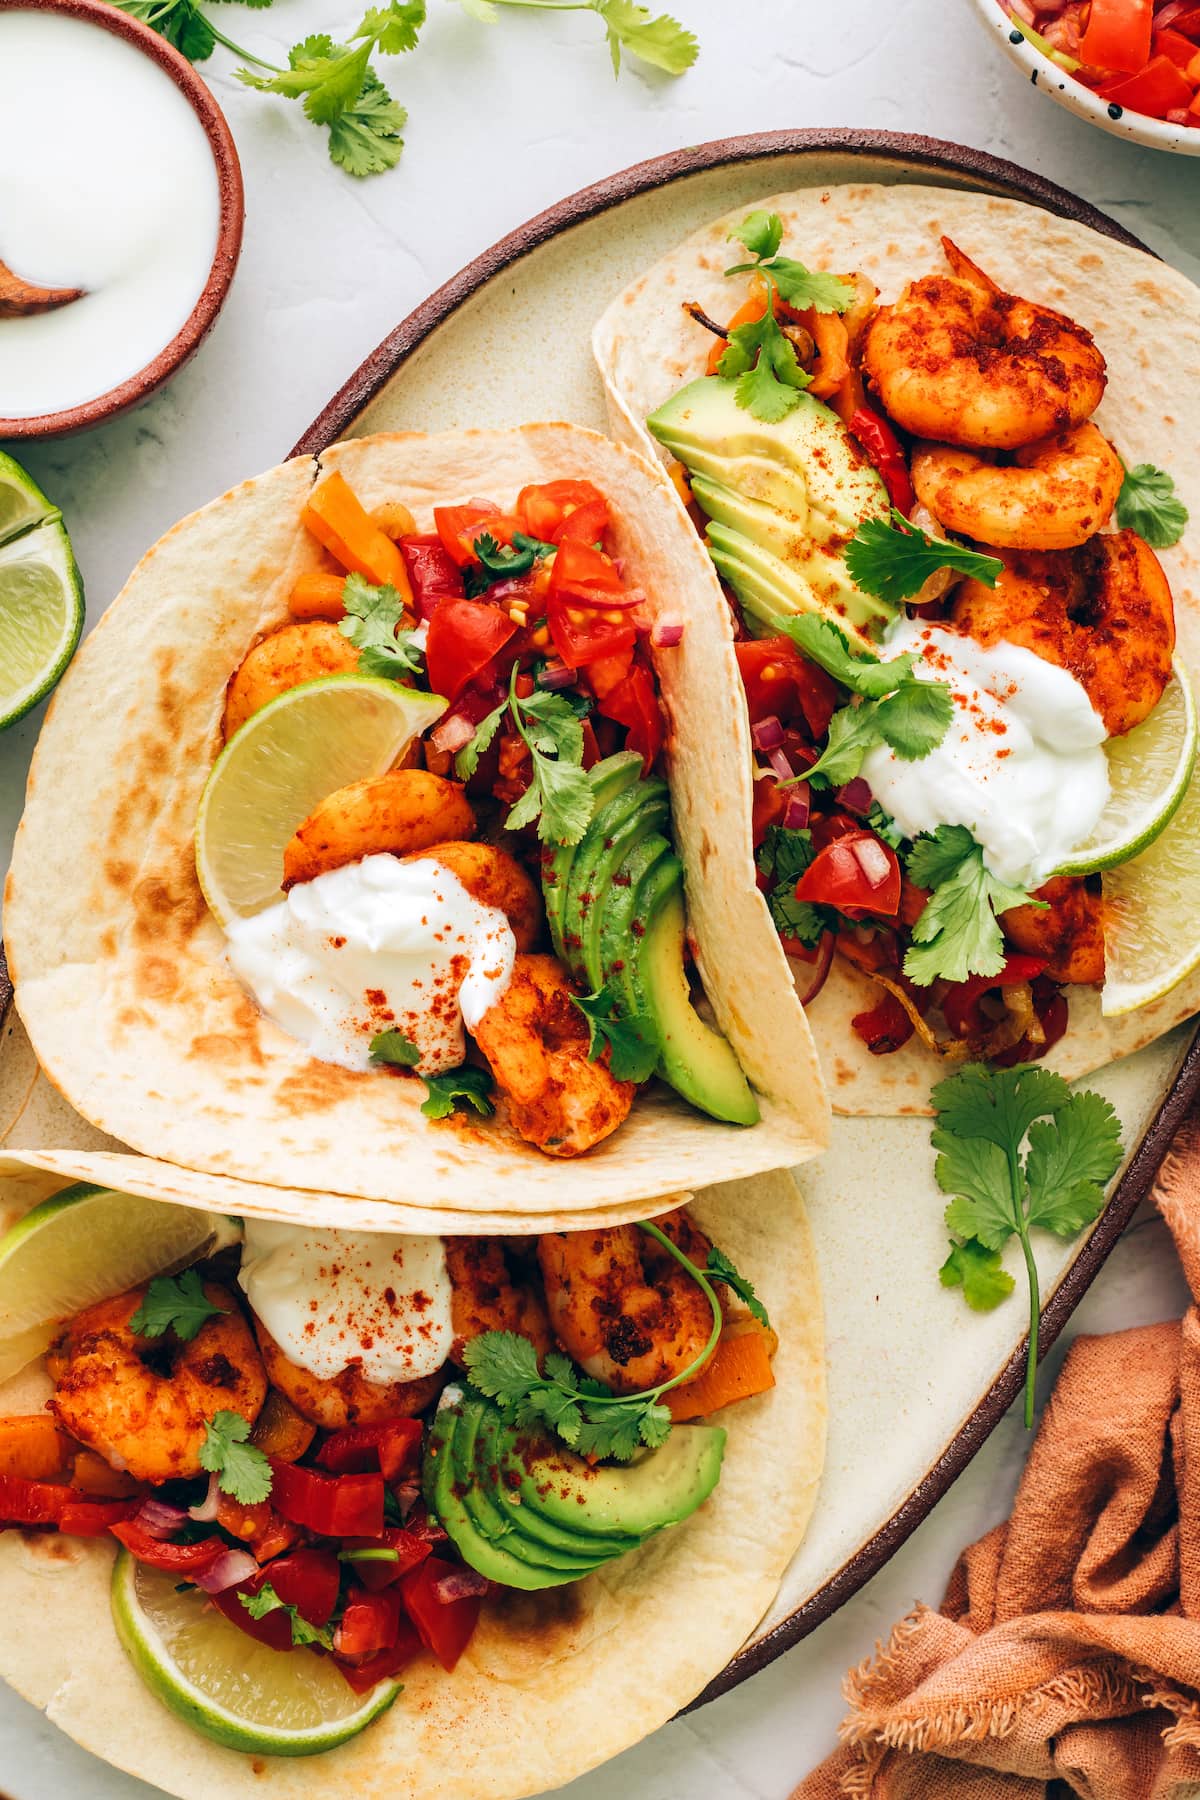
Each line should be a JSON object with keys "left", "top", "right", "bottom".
{"left": 0, "top": 1205, "right": 775, "bottom": 1749}
{"left": 640, "top": 215, "right": 1192, "bottom": 1068}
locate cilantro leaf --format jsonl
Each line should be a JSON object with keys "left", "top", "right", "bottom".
{"left": 1115, "top": 462, "right": 1188, "bottom": 550}
{"left": 369, "top": 1028, "right": 421, "bottom": 1067}
{"left": 595, "top": 0, "right": 698, "bottom": 75}
{"left": 903, "top": 826, "right": 1039, "bottom": 987}
{"left": 1025, "top": 1089, "right": 1122, "bottom": 1236}
{"left": 454, "top": 699, "right": 506, "bottom": 781}
{"left": 338, "top": 572, "right": 423, "bottom": 678}
{"left": 931, "top": 1062, "right": 1073, "bottom": 1153}
{"left": 571, "top": 987, "right": 661, "bottom": 1083}
{"left": 111, "top": 0, "right": 216, "bottom": 60}
{"left": 240, "top": 1584, "right": 333, "bottom": 1650}
{"left": 420, "top": 1066, "right": 495, "bottom": 1120}
{"left": 706, "top": 1247, "right": 771, "bottom": 1330}
{"left": 130, "top": 1270, "right": 222, "bottom": 1343}
{"left": 726, "top": 213, "right": 855, "bottom": 314}
{"left": 719, "top": 308, "right": 810, "bottom": 422}
{"left": 938, "top": 1238, "right": 1015, "bottom": 1311}
{"left": 199, "top": 1411, "right": 272, "bottom": 1505}
{"left": 756, "top": 824, "right": 829, "bottom": 948}
{"left": 933, "top": 1133, "right": 1019, "bottom": 1251}
{"left": 328, "top": 73, "right": 407, "bottom": 177}
{"left": 463, "top": 1330, "right": 541, "bottom": 1405}
{"left": 845, "top": 510, "right": 1004, "bottom": 606}
{"left": 781, "top": 615, "right": 953, "bottom": 786}
{"left": 729, "top": 210, "right": 782, "bottom": 260}
{"left": 502, "top": 672, "right": 595, "bottom": 846}
{"left": 356, "top": 0, "right": 425, "bottom": 53}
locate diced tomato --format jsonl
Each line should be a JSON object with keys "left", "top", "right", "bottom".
{"left": 213, "top": 1493, "right": 298, "bottom": 1560}
{"left": 553, "top": 497, "right": 610, "bottom": 547}
{"left": 335, "top": 1619, "right": 424, "bottom": 1694}
{"left": 941, "top": 955, "right": 1048, "bottom": 1039}
{"left": 751, "top": 776, "right": 786, "bottom": 848}
{"left": 334, "top": 1586, "right": 404, "bottom": 1659}
{"left": 811, "top": 811, "right": 863, "bottom": 851}
{"left": 399, "top": 535, "right": 465, "bottom": 621}
{"left": 1080, "top": 0, "right": 1153, "bottom": 70}
{"left": 548, "top": 538, "right": 629, "bottom": 604}
{"left": 546, "top": 538, "right": 639, "bottom": 667}
{"left": 110, "top": 1517, "right": 228, "bottom": 1573}
{"left": 433, "top": 503, "right": 518, "bottom": 569}
{"left": 316, "top": 1420, "right": 423, "bottom": 1484}
{"left": 596, "top": 663, "right": 664, "bottom": 771}
{"left": 846, "top": 407, "right": 916, "bottom": 516}
{"left": 341, "top": 1526, "right": 432, "bottom": 1591}
{"left": 795, "top": 831, "right": 901, "bottom": 921}
{"left": 1153, "top": 24, "right": 1199, "bottom": 64}
{"left": 425, "top": 599, "right": 518, "bottom": 705}
{"left": 851, "top": 990, "right": 915, "bottom": 1055}
{"left": 587, "top": 645, "right": 636, "bottom": 698}
{"left": 1098, "top": 51, "right": 1194, "bottom": 114}
{"left": 516, "top": 480, "right": 608, "bottom": 543}
{"left": 269, "top": 1460, "right": 385, "bottom": 1540}
{"left": 546, "top": 599, "right": 636, "bottom": 670}
{"left": 250, "top": 1547, "right": 341, "bottom": 1626}
{"left": 400, "top": 1556, "right": 483, "bottom": 1672}
{"left": 57, "top": 1498, "right": 136, "bottom": 1537}
{"left": 735, "top": 637, "right": 839, "bottom": 738}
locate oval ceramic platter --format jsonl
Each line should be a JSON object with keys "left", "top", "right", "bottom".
{"left": 2, "top": 132, "right": 1199, "bottom": 1754}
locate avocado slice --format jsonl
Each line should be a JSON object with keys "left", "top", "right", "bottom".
{"left": 455, "top": 1398, "right": 607, "bottom": 1574}
{"left": 472, "top": 1406, "right": 639, "bottom": 1561}
{"left": 425, "top": 1393, "right": 586, "bottom": 1591}
{"left": 566, "top": 779, "right": 670, "bottom": 991}
{"left": 647, "top": 376, "right": 891, "bottom": 646}
{"left": 597, "top": 833, "right": 673, "bottom": 1003}
{"left": 500, "top": 1422, "right": 727, "bottom": 1540}
{"left": 543, "top": 751, "right": 644, "bottom": 968}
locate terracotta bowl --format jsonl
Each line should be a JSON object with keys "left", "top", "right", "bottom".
{"left": 0, "top": 0, "right": 245, "bottom": 438}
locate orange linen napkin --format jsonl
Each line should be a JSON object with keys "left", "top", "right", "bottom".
{"left": 796, "top": 1111, "right": 1200, "bottom": 1800}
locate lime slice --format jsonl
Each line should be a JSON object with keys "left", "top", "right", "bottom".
{"left": 112, "top": 1552, "right": 400, "bottom": 1756}
{"left": 1053, "top": 660, "right": 1197, "bottom": 877}
{"left": 0, "top": 1184, "right": 237, "bottom": 1382}
{"left": 1102, "top": 739, "right": 1200, "bottom": 1016}
{"left": 195, "top": 674, "right": 447, "bottom": 925}
{"left": 0, "top": 448, "right": 58, "bottom": 548}
{"left": 0, "top": 515, "right": 84, "bottom": 730}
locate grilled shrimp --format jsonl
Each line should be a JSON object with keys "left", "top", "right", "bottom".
{"left": 444, "top": 1237, "right": 553, "bottom": 1364}
{"left": 403, "top": 843, "right": 542, "bottom": 951}
{"left": 537, "top": 1210, "right": 717, "bottom": 1395}
{"left": 471, "top": 953, "right": 636, "bottom": 1157}
{"left": 863, "top": 238, "right": 1106, "bottom": 449}
{"left": 953, "top": 531, "right": 1175, "bottom": 737}
{"left": 222, "top": 622, "right": 360, "bottom": 740}
{"left": 253, "top": 1323, "right": 443, "bottom": 1430}
{"left": 47, "top": 1286, "right": 266, "bottom": 1485}
{"left": 282, "top": 770, "right": 476, "bottom": 889}
{"left": 1002, "top": 875, "right": 1106, "bottom": 985}
{"left": 911, "top": 423, "right": 1124, "bottom": 551}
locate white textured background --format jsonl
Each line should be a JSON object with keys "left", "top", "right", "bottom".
{"left": 1, "top": 0, "right": 1199, "bottom": 1792}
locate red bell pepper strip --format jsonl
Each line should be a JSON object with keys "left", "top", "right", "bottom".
{"left": 269, "top": 1460, "right": 385, "bottom": 1540}
{"left": 1153, "top": 25, "right": 1199, "bottom": 65}
{"left": 1098, "top": 51, "right": 1195, "bottom": 115}
{"left": 400, "top": 1556, "right": 484, "bottom": 1672}
{"left": 335, "top": 1619, "right": 424, "bottom": 1694}
{"left": 399, "top": 535, "right": 465, "bottom": 621}
{"left": 848, "top": 407, "right": 916, "bottom": 516}
{"left": 110, "top": 1517, "right": 228, "bottom": 1574}
{"left": 1080, "top": 0, "right": 1153, "bottom": 70}
{"left": 851, "top": 990, "right": 915, "bottom": 1055}
{"left": 0, "top": 1474, "right": 70, "bottom": 1526}
{"left": 316, "top": 1419, "right": 424, "bottom": 1484}
{"left": 58, "top": 1498, "right": 137, "bottom": 1537}
{"left": 941, "top": 954, "right": 1047, "bottom": 1040}
{"left": 795, "top": 831, "right": 901, "bottom": 921}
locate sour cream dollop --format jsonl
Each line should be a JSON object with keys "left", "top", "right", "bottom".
{"left": 861, "top": 621, "right": 1110, "bottom": 888}
{"left": 238, "top": 1220, "right": 454, "bottom": 1384}
{"left": 224, "top": 854, "right": 514, "bottom": 1073}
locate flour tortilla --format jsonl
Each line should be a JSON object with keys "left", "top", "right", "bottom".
{"left": 5, "top": 426, "right": 829, "bottom": 1206}
{"left": 594, "top": 183, "right": 1200, "bottom": 1114}
{"left": 0, "top": 1168, "right": 825, "bottom": 1800}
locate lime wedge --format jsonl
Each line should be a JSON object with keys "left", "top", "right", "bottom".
{"left": 112, "top": 1552, "right": 400, "bottom": 1756}
{"left": 0, "top": 1184, "right": 237, "bottom": 1382}
{"left": 0, "top": 448, "right": 58, "bottom": 548}
{"left": 1053, "top": 660, "right": 1197, "bottom": 877}
{"left": 195, "top": 674, "right": 447, "bottom": 925}
{"left": 1102, "top": 739, "right": 1200, "bottom": 1016}
{"left": 0, "top": 515, "right": 83, "bottom": 730}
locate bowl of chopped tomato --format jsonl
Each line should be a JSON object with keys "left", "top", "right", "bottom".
{"left": 973, "top": 0, "right": 1200, "bottom": 153}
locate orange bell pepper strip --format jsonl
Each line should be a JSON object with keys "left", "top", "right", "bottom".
{"left": 1081, "top": 0, "right": 1153, "bottom": 71}
{"left": 68, "top": 1448, "right": 141, "bottom": 1498}
{"left": 0, "top": 1415, "right": 71, "bottom": 1481}
{"left": 251, "top": 1387, "right": 318, "bottom": 1464}
{"left": 302, "top": 472, "right": 413, "bottom": 602}
{"left": 289, "top": 571, "right": 348, "bottom": 621}
{"left": 666, "top": 1319, "right": 777, "bottom": 1422}
{"left": 794, "top": 306, "right": 850, "bottom": 400}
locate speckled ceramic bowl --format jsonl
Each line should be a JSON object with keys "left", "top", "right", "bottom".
{"left": 969, "top": 0, "right": 1200, "bottom": 156}
{"left": 0, "top": 0, "right": 244, "bottom": 439}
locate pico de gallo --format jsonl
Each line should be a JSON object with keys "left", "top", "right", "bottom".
{"left": 1000, "top": 0, "right": 1200, "bottom": 126}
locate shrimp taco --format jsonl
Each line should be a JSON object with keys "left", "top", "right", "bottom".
{"left": 0, "top": 1172, "right": 824, "bottom": 1794}
{"left": 594, "top": 185, "right": 1200, "bottom": 1113}
{"left": 5, "top": 425, "right": 828, "bottom": 1207}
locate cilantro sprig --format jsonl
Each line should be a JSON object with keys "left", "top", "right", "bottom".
{"left": 199, "top": 1411, "right": 273, "bottom": 1505}
{"left": 369, "top": 1028, "right": 422, "bottom": 1067}
{"left": 571, "top": 986, "right": 661, "bottom": 1083}
{"left": 717, "top": 212, "right": 854, "bottom": 423}
{"left": 455, "top": 0, "right": 698, "bottom": 77}
{"left": 463, "top": 531, "right": 555, "bottom": 597}
{"left": 904, "top": 825, "right": 1041, "bottom": 988}
{"left": 755, "top": 823, "right": 828, "bottom": 949}
{"left": 240, "top": 1583, "right": 334, "bottom": 1649}
{"left": 338, "top": 572, "right": 425, "bottom": 679}
{"left": 932, "top": 1064, "right": 1123, "bottom": 1425}
{"left": 780, "top": 615, "right": 953, "bottom": 787}
{"left": 845, "top": 510, "right": 1004, "bottom": 606}
{"left": 420, "top": 1066, "right": 495, "bottom": 1120}
{"left": 130, "top": 1271, "right": 222, "bottom": 1343}
{"left": 705, "top": 1247, "right": 771, "bottom": 1331}
{"left": 1115, "top": 462, "right": 1189, "bottom": 550}
{"left": 457, "top": 662, "right": 595, "bottom": 846}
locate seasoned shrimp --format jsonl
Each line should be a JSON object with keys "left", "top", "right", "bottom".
{"left": 46, "top": 1285, "right": 266, "bottom": 1485}
{"left": 404, "top": 843, "right": 541, "bottom": 950}
{"left": 471, "top": 953, "right": 636, "bottom": 1157}
{"left": 444, "top": 1237, "right": 553, "bottom": 1363}
{"left": 1002, "top": 875, "right": 1106, "bottom": 985}
{"left": 254, "top": 1323, "right": 443, "bottom": 1430}
{"left": 537, "top": 1210, "right": 716, "bottom": 1394}
{"left": 222, "top": 622, "right": 359, "bottom": 741}
{"left": 282, "top": 770, "right": 476, "bottom": 889}
{"left": 911, "top": 423, "right": 1124, "bottom": 551}
{"left": 953, "top": 531, "right": 1175, "bottom": 737}
{"left": 863, "top": 237, "right": 1106, "bottom": 449}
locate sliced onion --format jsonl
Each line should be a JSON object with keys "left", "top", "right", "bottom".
{"left": 852, "top": 835, "right": 895, "bottom": 889}
{"left": 193, "top": 1549, "right": 259, "bottom": 1594}
{"left": 650, "top": 615, "right": 685, "bottom": 649}
{"left": 431, "top": 1567, "right": 489, "bottom": 1603}
{"left": 430, "top": 712, "right": 475, "bottom": 756}
{"left": 835, "top": 777, "right": 872, "bottom": 816}
{"left": 766, "top": 745, "right": 794, "bottom": 782}
{"left": 788, "top": 931, "right": 834, "bottom": 1006}
{"left": 751, "top": 715, "right": 784, "bottom": 752}
{"left": 188, "top": 1473, "right": 221, "bottom": 1524}
{"left": 782, "top": 784, "right": 811, "bottom": 831}
{"left": 134, "top": 1497, "right": 189, "bottom": 1539}
{"left": 393, "top": 1480, "right": 421, "bottom": 1522}
{"left": 536, "top": 659, "right": 579, "bottom": 690}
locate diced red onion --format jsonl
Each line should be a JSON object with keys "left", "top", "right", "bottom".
{"left": 788, "top": 931, "right": 835, "bottom": 1006}
{"left": 782, "top": 784, "right": 811, "bottom": 831}
{"left": 188, "top": 1473, "right": 221, "bottom": 1524}
{"left": 536, "top": 660, "right": 579, "bottom": 691}
{"left": 852, "top": 836, "right": 895, "bottom": 888}
{"left": 393, "top": 1481, "right": 421, "bottom": 1522}
{"left": 430, "top": 712, "right": 476, "bottom": 755}
{"left": 650, "top": 615, "right": 685, "bottom": 649}
{"left": 1156, "top": 0, "right": 1193, "bottom": 23}
{"left": 751, "top": 715, "right": 784, "bottom": 752}
{"left": 134, "top": 1497, "right": 190, "bottom": 1539}
{"left": 193, "top": 1549, "right": 260, "bottom": 1594}
{"left": 431, "top": 1567, "right": 490, "bottom": 1603}
{"left": 1004, "top": 0, "right": 1037, "bottom": 23}
{"left": 835, "top": 777, "right": 873, "bottom": 817}
{"left": 766, "top": 745, "right": 794, "bottom": 783}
